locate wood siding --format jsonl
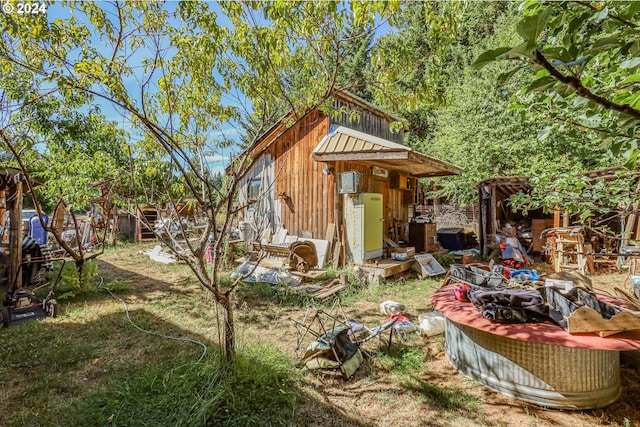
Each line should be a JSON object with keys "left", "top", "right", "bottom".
{"left": 269, "top": 110, "right": 331, "bottom": 239}
{"left": 333, "top": 161, "right": 411, "bottom": 238}
{"left": 243, "top": 99, "right": 412, "bottom": 243}
{"left": 330, "top": 98, "right": 404, "bottom": 144}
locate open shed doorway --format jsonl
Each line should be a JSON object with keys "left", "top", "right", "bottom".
{"left": 477, "top": 176, "right": 556, "bottom": 260}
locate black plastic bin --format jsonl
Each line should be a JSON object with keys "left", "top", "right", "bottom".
{"left": 437, "top": 228, "right": 465, "bottom": 251}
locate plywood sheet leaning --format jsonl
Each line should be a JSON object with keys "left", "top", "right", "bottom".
{"left": 272, "top": 227, "right": 288, "bottom": 244}
{"left": 287, "top": 274, "right": 347, "bottom": 301}
{"left": 325, "top": 222, "right": 336, "bottom": 256}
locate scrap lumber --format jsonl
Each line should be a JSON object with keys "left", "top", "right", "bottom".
{"left": 260, "top": 228, "right": 272, "bottom": 244}
{"left": 287, "top": 274, "right": 348, "bottom": 300}
{"left": 583, "top": 243, "right": 596, "bottom": 274}
{"left": 325, "top": 222, "right": 336, "bottom": 255}
{"left": 545, "top": 287, "right": 640, "bottom": 334}
{"left": 314, "top": 283, "right": 347, "bottom": 301}
{"left": 341, "top": 224, "right": 346, "bottom": 268}
{"left": 567, "top": 307, "right": 640, "bottom": 335}
{"left": 290, "top": 268, "right": 326, "bottom": 281}
{"left": 273, "top": 227, "right": 287, "bottom": 244}
{"left": 284, "top": 235, "right": 299, "bottom": 244}
{"left": 332, "top": 241, "right": 342, "bottom": 266}
{"left": 384, "top": 236, "right": 399, "bottom": 248}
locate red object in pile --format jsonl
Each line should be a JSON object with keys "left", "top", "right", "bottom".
{"left": 453, "top": 282, "right": 471, "bottom": 302}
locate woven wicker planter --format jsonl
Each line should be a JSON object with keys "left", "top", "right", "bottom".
{"left": 445, "top": 318, "right": 621, "bottom": 409}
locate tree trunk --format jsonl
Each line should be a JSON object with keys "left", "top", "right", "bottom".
{"left": 75, "top": 258, "right": 84, "bottom": 282}
{"left": 8, "top": 181, "right": 23, "bottom": 289}
{"left": 222, "top": 296, "right": 235, "bottom": 363}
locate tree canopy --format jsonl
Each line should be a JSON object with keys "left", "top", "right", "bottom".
{"left": 0, "top": 0, "right": 443, "bottom": 361}
{"left": 386, "top": 1, "right": 625, "bottom": 206}
{"left": 471, "top": 0, "right": 639, "bottom": 216}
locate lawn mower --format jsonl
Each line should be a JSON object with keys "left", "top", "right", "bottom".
{"left": 0, "top": 256, "right": 64, "bottom": 328}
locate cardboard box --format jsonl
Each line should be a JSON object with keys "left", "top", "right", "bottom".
{"left": 390, "top": 246, "right": 415, "bottom": 261}
{"left": 454, "top": 253, "right": 474, "bottom": 265}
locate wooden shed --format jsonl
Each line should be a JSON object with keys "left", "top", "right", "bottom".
{"left": 237, "top": 91, "right": 461, "bottom": 263}
{"left": 477, "top": 176, "right": 555, "bottom": 259}
{"left": 478, "top": 166, "right": 640, "bottom": 260}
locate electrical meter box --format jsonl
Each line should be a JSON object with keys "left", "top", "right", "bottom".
{"left": 338, "top": 171, "right": 361, "bottom": 194}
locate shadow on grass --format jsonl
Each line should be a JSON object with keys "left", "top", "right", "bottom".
{"left": 0, "top": 288, "right": 368, "bottom": 427}
{"left": 95, "top": 259, "right": 200, "bottom": 298}
{"left": 403, "top": 376, "right": 481, "bottom": 413}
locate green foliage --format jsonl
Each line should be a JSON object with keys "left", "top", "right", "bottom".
{"left": 475, "top": 1, "right": 640, "bottom": 169}
{"left": 411, "top": 2, "right": 614, "bottom": 205}
{"left": 371, "top": 1, "right": 464, "bottom": 112}
{"left": 55, "top": 260, "right": 99, "bottom": 296}
{"left": 432, "top": 252, "right": 455, "bottom": 269}
{"left": 100, "top": 279, "right": 132, "bottom": 293}
{"left": 508, "top": 167, "right": 639, "bottom": 233}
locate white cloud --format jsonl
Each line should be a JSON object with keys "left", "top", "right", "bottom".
{"left": 205, "top": 153, "right": 231, "bottom": 162}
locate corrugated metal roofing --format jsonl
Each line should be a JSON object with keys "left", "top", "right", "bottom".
{"left": 313, "top": 126, "right": 461, "bottom": 177}
{"left": 314, "top": 126, "right": 409, "bottom": 155}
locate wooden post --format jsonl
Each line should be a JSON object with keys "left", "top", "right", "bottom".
{"left": 553, "top": 208, "right": 561, "bottom": 228}
{"left": 490, "top": 184, "right": 497, "bottom": 248}
{"left": 8, "top": 180, "right": 23, "bottom": 289}
{"left": 0, "top": 190, "right": 5, "bottom": 241}
{"left": 340, "top": 224, "right": 346, "bottom": 268}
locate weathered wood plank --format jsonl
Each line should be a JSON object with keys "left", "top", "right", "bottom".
{"left": 290, "top": 268, "right": 327, "bottom": 281}
{"left": 360, "top": 260, "right": 413, "bottom": 278}
{"left": 325, "top": 222, "right": 336, "bottom": 255}
{"left": 314, "top": 284, "right": 347, "bottom": 301}
{"left": 332, "top": 241, "right": 341, "bottom": 266}
{"left": 568, "top": 307, "right": 640, "bottom": 334}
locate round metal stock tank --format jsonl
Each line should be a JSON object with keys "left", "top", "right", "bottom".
{"left": 444, "top": 318, "right": 621, "bottom": 409}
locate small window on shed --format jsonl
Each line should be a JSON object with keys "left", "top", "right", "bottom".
{"left": 248, "top": 178, "right": 261, "bottom": 201}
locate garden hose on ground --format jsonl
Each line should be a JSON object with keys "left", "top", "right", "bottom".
{"left": 95, "top": 276, "right": 207, "bottom": 363}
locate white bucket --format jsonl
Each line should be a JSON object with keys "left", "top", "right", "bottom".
{"left": 238, "top": 221, "right": 255, "bottom": 244}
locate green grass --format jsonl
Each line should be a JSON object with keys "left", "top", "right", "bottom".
{"left": 51, "top": 346, "right": 299, "bottom": 427}
{"left": 0, "top": 247, "right": 304, "bottom": 427}
{"left": 339, "top": 275, "right": 442, "bottom": 309}
{"left": 377, "top": 346, "right": 426, "bottom": 377}
{"left": 6, "top": 243, "right": 630, "bottom": 427}
{"left": 0, "top": 317, "right": 300, "bottom": 427}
